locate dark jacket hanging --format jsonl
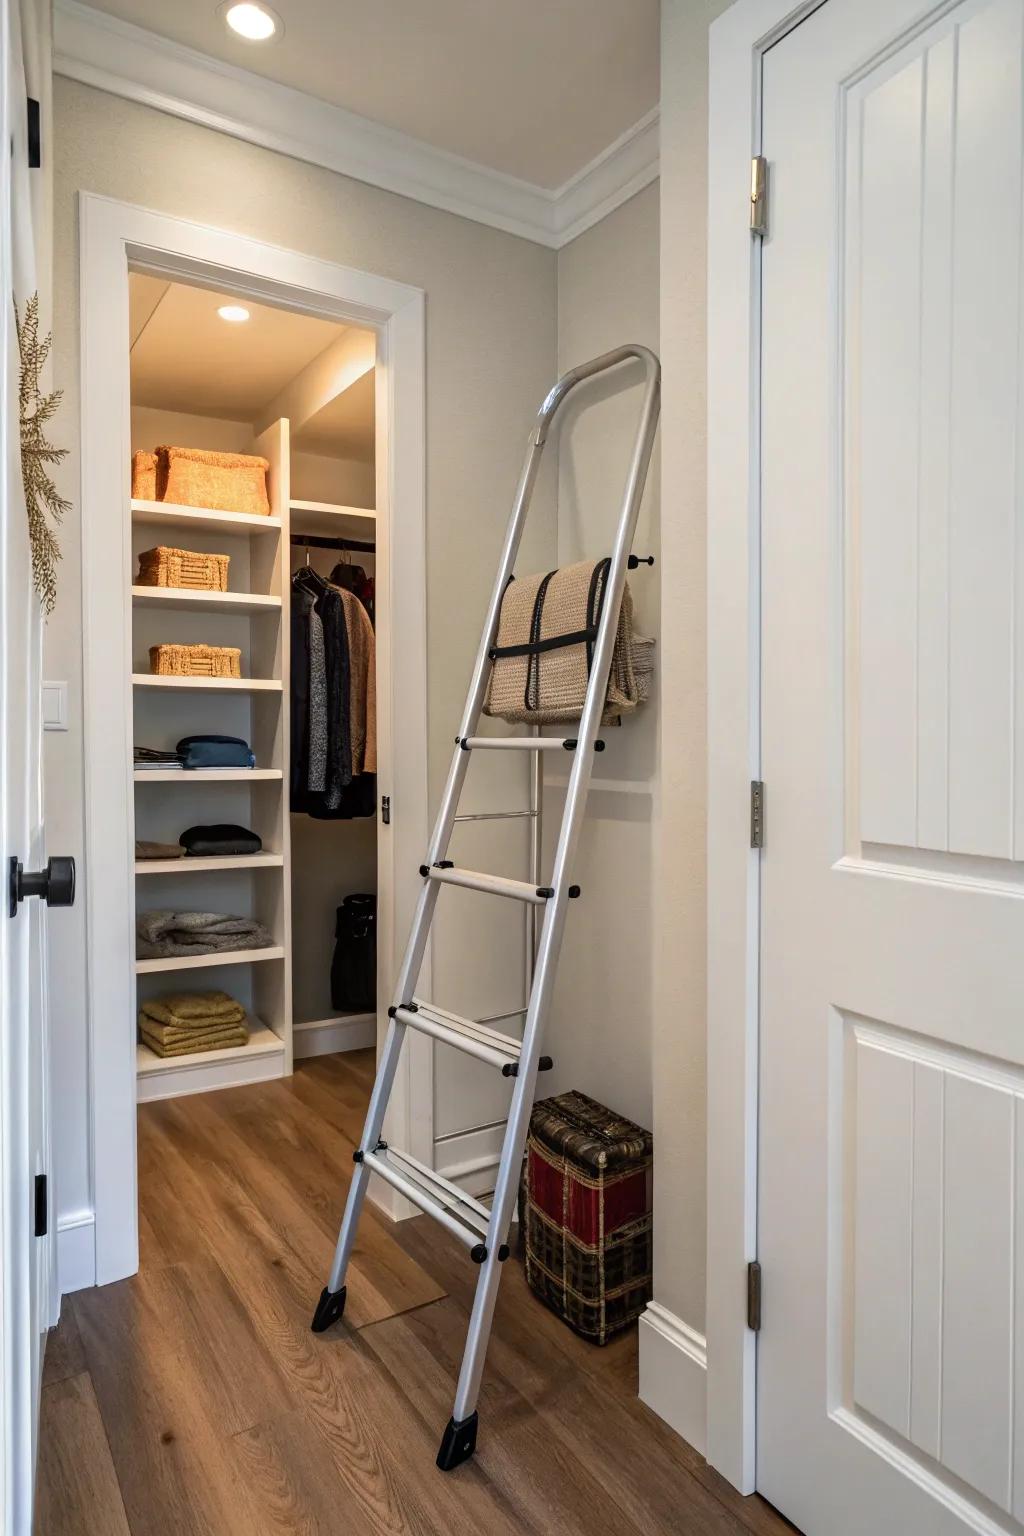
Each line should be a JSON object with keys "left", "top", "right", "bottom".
{"left": 290, "top": 566, "right": 375, "bottom": 819}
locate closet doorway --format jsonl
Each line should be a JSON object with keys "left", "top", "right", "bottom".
{"left": 79, "top": 197, "right": 430, "bottom": 1286}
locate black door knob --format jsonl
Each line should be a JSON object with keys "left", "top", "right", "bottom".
{"left": 8, "top": 856, "right": 76, "bottom": 918}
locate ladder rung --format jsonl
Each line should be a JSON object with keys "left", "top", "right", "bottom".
{"left": 460, "top": 736, "right": 593, "bottom": 752}
{"left": 396, "top": 999, "right": 553, "bottom": 1077}
{"left": 424, "top": 864, "right": 548, "bottom": 904}
{"left": 363, "top": 1146, "right": 491, "bottom": 1254}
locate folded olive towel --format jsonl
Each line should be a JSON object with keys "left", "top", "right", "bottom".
{"left": 140, "top": 1022, "right": 249, "bottom": 1057}
{"left": 135, "top": 839, "right": 185, "bottom": 861}
{"left": 136, "top": 911, "right": 274, "bottom": 959}
{"left": 141, "top": 990, "right": 245, "bottom": 1028}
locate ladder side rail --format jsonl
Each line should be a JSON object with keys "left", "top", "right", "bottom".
{"left": 451, "top": 345, "right": 661, "bottom": 1424}
{"left": 322, "top": 431, "right": 549, "bottom": 1297}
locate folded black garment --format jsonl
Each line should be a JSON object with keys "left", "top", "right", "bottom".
{"left": 176, "top": 735, "right": 255, "bottom": 771}
{"left": 179, "top": 824, "right": 263, "bottom": 857}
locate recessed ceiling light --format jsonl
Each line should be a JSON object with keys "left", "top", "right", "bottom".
{"left": 217, "top": 304, "right": 251, "bottom": 323}
{"left": 222, "top": 2, "right": 280, "bottom": 42}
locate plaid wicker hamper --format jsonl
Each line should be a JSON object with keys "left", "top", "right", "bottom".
{"left": 522, "top": 1090, "right": 652, "bottom": 1344}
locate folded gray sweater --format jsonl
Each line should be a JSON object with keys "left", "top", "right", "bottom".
{"left": 136, "top": 910, "right": 274, "bottom": 959}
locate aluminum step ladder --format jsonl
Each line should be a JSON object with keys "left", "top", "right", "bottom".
{"left": 311, "top": 343, "right": 661, "bottom": 1471}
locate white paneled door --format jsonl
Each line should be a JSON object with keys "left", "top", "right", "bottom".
{"left": 758, "top": 0, "right": 1024, "bottom": 1532}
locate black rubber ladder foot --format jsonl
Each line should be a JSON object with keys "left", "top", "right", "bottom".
{"left": 436, "top": 1411, "right": 479, "bottom": 1471}
{"left": 310, "top": 1285, "right": 347, "bottom": 1333}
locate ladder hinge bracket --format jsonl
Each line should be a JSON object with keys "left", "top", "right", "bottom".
{"left": 747, "top": 1260, "right": 762, "bottom": 1332}
{"left": 750, "top": 781, "right": 764, "bottom": 849}
{"left": 750, "top": 156, "right": 768, "bottom": 237}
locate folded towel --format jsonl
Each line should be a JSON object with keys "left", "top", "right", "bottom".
{"left": 140, "top": 1007, "right": 245, "bottom": 1032}
{"left": 136, "top": 911, "right": 274, "bottom": 959}
{"left": 135, "top": 840, "right": 185, "bottom": 861}
{"left": 483, "top": 559, "right": 654, "bottom": 726}
{"left": 180, "top": 824, "right": 262, "bottom": 857}
{"left": 141, "top": 990, "right": 245, "bottom": 1027}
{"left": 140, "top": 1022, "right": 249, "bottom": 1057}
{"left": 138, "top": 1009, "right": 249, "bottom": 1046}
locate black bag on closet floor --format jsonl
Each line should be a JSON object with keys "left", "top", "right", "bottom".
{"left": 331, "top": 894, "right": 377, "bottom": 1013}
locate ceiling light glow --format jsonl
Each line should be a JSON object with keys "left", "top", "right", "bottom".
{"left": 218, "top": 305, "right": 251, "bottom": 323}
{"left": 223, "top": 2, "right": 278, "bottom": 42}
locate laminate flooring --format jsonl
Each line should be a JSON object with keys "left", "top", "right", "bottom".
{"left": 36, "top": 1051, "right": 796, "bottom": 1536}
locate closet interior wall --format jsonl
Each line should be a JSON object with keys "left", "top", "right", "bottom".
{"left": 128, "top": 273, "right": 379, "bottom": 1101}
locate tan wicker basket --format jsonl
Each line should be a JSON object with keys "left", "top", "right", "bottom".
{"left": 131, "top": 450, "right": 157, "bottom": 500}
{"left": 136, "top": 546, "right": 230, "bottom": 592}
{"left": 149, "top": 644, "right": 242, "bottom": 679}
{"left": 156, "top": 446, "right": 271, "bottom": 516}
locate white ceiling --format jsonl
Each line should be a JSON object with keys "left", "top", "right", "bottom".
{"left": 129, "top": 274, "right": 375, "bottom": 459}
{"left": 79, "top": 0, "right": 660, "bottom": 189}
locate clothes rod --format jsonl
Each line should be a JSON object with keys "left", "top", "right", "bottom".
{"left": 290, "top": 533, "right": 376, "bottom": 553}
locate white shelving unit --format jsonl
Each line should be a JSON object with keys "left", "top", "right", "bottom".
{"left": 134, "top": 768, "right": 284, "bottom": 783}
{"left": 134, "top": 853, "right": 284, "bottom": 875}
{"left": 131, "top": 420, "right": 293, "bottom": 1099}
{"left": 131, "top": 586, "right": 282, "bottom": 615}
{"left": 289, "top": 499, "right": 376, "bottom": 540}
{"left": 135, "top": 946, "right": 288, "bottom": 976}
{"left": 132, "top": 674, "right": 283, "bottom": 692}
{"left": 129, "top": 428, "right": 382, "bottom": 1099}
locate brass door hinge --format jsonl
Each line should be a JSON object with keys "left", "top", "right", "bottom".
{"left": 751, "top": 156, "right": 768, "bottom": 236}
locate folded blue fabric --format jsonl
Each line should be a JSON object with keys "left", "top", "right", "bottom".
{"left": 176, "top": 735, "right": 255, "bottom": 771}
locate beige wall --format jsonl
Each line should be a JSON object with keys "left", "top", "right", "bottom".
{"left": 544, "top": 182, "right": 660, "bottom": 1133}
{"left": 653, "top": 0, "right": 734, "bottom": 1335}
{"left": 47, "top": 77, "right": 557, "bottom": 1239}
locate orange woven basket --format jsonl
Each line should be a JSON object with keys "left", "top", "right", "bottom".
{"left": 149, "top": 644, "right": 242, "bottom": 679}
{"left": 131, "top": 451, "right": 157, "bottom": 500}
{"left": 136, "top": 546, "right": 230, "bottom": 592}
{"left": 156, "top": 446, "right": 270, "bottom": 516}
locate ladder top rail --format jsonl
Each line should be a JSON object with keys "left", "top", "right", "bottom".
{"left": 535, "top": 344, "right": 660, "bottom": 445}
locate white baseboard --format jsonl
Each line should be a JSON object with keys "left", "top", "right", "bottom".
{"left": 57, "top": 1208, "right": 96, "bottom": 1295}
{"left": 293, "top": 1013, "right": 376, "bottom": 1059}
{"left": 638, "top": 1301, "right": 708, "bottom": 1457}
{"left": 435, "top": 1120, "right": 506, "bottom": 1197}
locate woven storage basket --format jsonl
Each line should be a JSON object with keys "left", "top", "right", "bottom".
{"left": 136, "top": 546, "right": 230, "bottom": 592}
{"left": 521, "top": 1090, "right": 653, "bottom": 1345}
{"left": 131, "top": 450, "right": 157, "bottom": 500}
{"left": 149, "top": 644, "right": 241, "bottom": 679}
{"left": 156, "top": 446, "right": 270, "bottom": 516}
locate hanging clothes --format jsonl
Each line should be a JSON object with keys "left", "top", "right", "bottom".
{"left": 339, "top": 585, "right": 377, "bottom": 776}
{"left": 290, "top": 566, "right": 375, "bottom": 819}
{"left": 330, "top": 558, "right": 375, "bottom": 625}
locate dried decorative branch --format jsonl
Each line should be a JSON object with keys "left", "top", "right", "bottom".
{"left": 16, "top": 292, "right": 69, "bottom": 615}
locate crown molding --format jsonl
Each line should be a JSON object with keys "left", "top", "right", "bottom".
{"left": 53, "top": 0, "right": 658, "bottom": 250}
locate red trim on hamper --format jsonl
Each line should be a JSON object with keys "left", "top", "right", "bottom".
{"left": 528, "top": 1145, "right": 650, "bottom": 1247}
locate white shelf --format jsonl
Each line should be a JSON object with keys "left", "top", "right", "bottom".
{"left": 131, "top": 586, "right": 281, "bottom": 615}
{"left": 134, "top": 768, "right": 283, "bottom": 783}
{"left": 132, "top": 674, "right": 282, "bottom": 693}
{"left": 136, "top": 1020, "right": 285, "bottom": 1077}
{"left": 135, "top": 852, "right": 284, "bottom": 875}
{"left": 135, "top": 945, "right": 286, "bottom": 975}
{"left": 131, "top": 499, "right": 282, "bottom": 535}
{"left": 289, "top": 500, "right": 377, "bottom": 540}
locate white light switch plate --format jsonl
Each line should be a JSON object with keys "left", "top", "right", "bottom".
{"left": 42, "top": 681, "right": 68, "bottom": 731}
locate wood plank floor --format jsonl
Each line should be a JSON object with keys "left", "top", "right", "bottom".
{"left": 36, "top": 1052, "right": 795, "bottom": 1536}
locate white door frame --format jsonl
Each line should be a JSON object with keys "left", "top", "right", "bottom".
{"left": 79, "top": 192, "right": 431, "bottom": 1286}
{"left": 705, "top": 0, "right": 829, "bottom": 1495}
